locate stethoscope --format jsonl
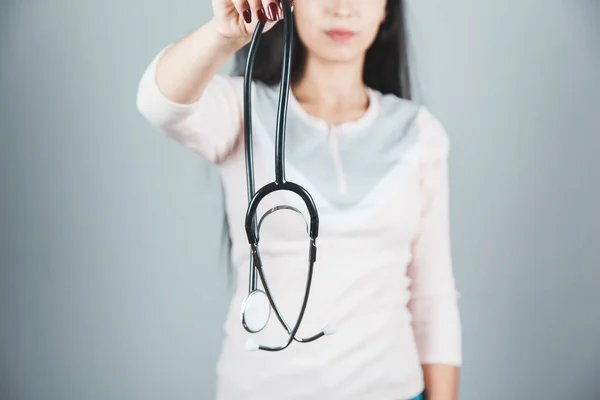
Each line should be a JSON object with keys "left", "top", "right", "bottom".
{"left": 240, "top": 0, "right": 335, "bottom": 352}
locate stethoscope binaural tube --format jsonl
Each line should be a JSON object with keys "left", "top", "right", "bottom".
{"left": 240, "top": 0, "right": 335, "bottom": 352}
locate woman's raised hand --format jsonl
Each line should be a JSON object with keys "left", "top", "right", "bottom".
{"left": 211, "top": 0, "right": 294, "bottom": 40}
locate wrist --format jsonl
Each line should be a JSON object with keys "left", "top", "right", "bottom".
{"left": 205, "top": 18, "right": 250, "bottom": 54}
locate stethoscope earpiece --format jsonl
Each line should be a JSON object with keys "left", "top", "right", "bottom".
{"left": 240, "top": 0, "right": 329, "bottom": 352}
{"left": 245, "top": 339, "right": 260, "bottom": 352}
{"left": 323, "top": 324, "right": 337, "bottom": 336}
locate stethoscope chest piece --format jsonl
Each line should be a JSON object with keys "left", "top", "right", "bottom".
{"left": 241, "top": 290, "right": 271, "bottom": 333}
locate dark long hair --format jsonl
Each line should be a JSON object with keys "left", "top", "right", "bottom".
{"left": 232, "top": 0, "right": 412, "bottom": 100}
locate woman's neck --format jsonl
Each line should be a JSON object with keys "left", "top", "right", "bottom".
{"left": 293, "top": 55, "right": 367, "bottom": 107}
{"left": 292, "top": 55, "right": 369, "bottom": 125}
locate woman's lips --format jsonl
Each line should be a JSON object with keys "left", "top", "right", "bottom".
{"left": 325, "top": 29, "right": 355, "bottom": 42}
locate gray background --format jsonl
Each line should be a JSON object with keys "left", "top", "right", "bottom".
{"left": 1, "top": 0, "right": 599, "bottom": 399}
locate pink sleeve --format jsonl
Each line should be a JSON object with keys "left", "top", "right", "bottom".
{"left": 135, "top": 46, "right": 243, "bottom": 164}
{"left": 406, "top": 107, "right": 462, "bottom": 366}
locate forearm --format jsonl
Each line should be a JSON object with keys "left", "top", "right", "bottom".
{"left": 155, "top": 19, "right": 247, "bottom": 104}
{"left": 422, "top": 364, "right": 459, "bottom": 400}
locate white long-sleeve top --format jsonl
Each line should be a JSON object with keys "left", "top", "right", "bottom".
{"left": 136, "top": 47, "right": 462, "bottom": 400}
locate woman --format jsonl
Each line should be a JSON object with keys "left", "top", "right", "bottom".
{"left": 136, "top": 0, "right": 462, "bottom": 399}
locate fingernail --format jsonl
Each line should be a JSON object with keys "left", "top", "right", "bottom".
{"left": 242, "top": 9, "right": 252, "bottom": 24}
{"left": 257, "top": 8, "right": 268, "bottom": 23}
{"left": 266, "top": 3, "right": 279, "bottom": 21}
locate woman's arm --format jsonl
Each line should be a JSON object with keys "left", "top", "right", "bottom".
{"left": 407, "top": 107, "right": 462, "bottom": 400}
{"left": 154, "top": 19, "right": 246, "bottom": 105}
{"left": 422, "top": 364, "right": 459, "bottom": 400}
{"left": 135, "top": 20, "right": 248, "bottom": 163}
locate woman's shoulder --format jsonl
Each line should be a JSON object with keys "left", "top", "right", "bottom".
{"left": 370, "top": 89, "right": 450, "bottom": 159}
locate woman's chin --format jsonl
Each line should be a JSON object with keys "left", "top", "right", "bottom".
{"left": 310, "top": 47, "right": 365, "bottom": 65}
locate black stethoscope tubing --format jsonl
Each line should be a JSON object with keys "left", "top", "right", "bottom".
{"left": 241, "top": 0, "right": 331, "bottom": 352}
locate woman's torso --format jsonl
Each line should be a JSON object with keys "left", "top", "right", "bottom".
{"left": 214, "top": 82, "right": 428, "bottom": 400}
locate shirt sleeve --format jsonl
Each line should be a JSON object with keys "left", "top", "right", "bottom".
{"left": 406, "top": 107, "right": 462, "bottom": 366}
{"left": 135, "top": 45, "right": 243, "bottom": 164}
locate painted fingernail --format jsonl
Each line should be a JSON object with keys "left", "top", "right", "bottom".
{"left": 257, "top": 8, "right": 268, "bottom": 23}
{"left": 266, "top": 3, "right": 279, "bottom": 21}
{"left": 242, "top": 9, "right": 252, "bottom": 24}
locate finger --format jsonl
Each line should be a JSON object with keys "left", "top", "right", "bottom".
{"left": 231, "top": 0, "right": 252, "bottom": 24}
{"left": 261, "top": 0, "right": 280, "bottom": 22}
{"left": 279, "top": 0, "right": 295, "bottom": 10}
{"left": 277, "top": 0, "right": 294, "bottom": 18}
{"left": 247, "top": 0, "right": 268, "bottom": 23}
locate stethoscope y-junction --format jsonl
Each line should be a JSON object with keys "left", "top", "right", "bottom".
{"left": 240, "top": 0, "right": 334, "bottom": 352}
